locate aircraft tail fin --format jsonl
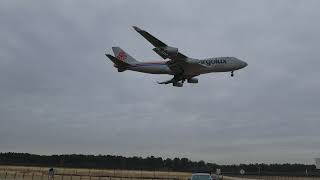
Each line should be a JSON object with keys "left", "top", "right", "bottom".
{"left": 105, "top": 54, "right": 130, "bottom": 72}
{"left": 112, "top": 47, "right": 138, "bottom": 64}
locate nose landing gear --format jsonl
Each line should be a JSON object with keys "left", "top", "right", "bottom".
{"left": 231, "top": 71, "right": 234, "bottom": 77}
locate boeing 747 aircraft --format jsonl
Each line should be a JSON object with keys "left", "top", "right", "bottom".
{"left": 105, "top": 26, "right": 247, "bottom": 87}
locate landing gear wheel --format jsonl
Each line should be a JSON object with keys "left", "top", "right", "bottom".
{"left": 231, "top": 71, "right": 234, "bottom": 77}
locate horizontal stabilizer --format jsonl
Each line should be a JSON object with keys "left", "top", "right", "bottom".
{"left": 105, "top": 54, "right": 130, "bottom": 71}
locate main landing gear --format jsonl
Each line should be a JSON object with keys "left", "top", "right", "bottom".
{"left": 231, "top": 71, "right": 234, "bottom": 77}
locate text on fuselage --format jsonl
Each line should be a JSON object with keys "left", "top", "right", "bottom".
{"left": 199, "top": 59, "right": 227, "bottom": 66}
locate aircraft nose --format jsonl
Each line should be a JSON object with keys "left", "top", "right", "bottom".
{"left": 243, "top": 61, "right": 248, "bottom": 67}
{"left": 238, "top": 59, "right": 247, "bottom": 68}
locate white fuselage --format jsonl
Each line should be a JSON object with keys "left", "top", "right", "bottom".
{"left": 128, "top": 57, "right": 247, "bottom": 76}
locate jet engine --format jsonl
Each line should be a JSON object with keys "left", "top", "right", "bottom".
{"left": 163, "top": 46, "right": 178, "bottom": 55}
{"left": 173, "top": 81, "right": 183, "bottom": 87}
{"left": 187, "top": 78, "right": 198, "bottom": 83}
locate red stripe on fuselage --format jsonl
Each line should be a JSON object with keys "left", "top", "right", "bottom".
{"left": 144, "top": 61, "right": 167, "bottom": 64}
{"left": 136, "top": 61, "right": 167, "bottom": 65}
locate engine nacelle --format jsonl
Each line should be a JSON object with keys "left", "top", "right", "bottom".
{"left": 173, "top": 82, "right": 183, "bottom": 87}
{"left": 163, "top": 46, "right": 178, "bottom": 55}
{"left": 187, "top": 78, "right": 198, "bottom": 84}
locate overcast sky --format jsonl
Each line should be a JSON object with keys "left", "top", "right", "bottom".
{"left": 1, "top": 0, "right": 320, "bottom": 165}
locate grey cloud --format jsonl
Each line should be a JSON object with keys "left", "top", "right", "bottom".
{"left": 1, "top": 0, "right": 320, "bottom": 164}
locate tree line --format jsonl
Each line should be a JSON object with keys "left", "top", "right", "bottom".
{"left": 0, "top": 152, "right": 318, "bottom": 175}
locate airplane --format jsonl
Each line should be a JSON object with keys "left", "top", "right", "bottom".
{"left": 105, "top": 26, "right": 248, "bottom": 87}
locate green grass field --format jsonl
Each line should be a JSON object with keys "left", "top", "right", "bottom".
{"left": 1, "top": 166, "right": 319, "bottom": 180}
{"left": 0, "top": 165, "right": 191, "bottom": 180}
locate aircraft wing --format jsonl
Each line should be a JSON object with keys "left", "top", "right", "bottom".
{"left": 133, "top": 26, "right": 198, "bottom": 75}
{"left": 133, "top": 26, "right": 188, "bottom": 61}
